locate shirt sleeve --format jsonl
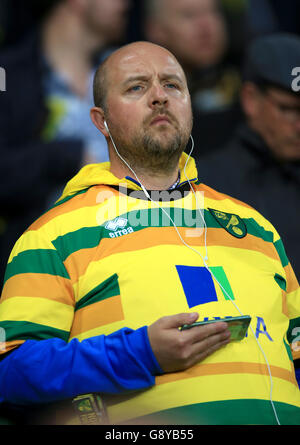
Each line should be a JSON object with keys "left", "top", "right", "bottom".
{"left": 0, "top": 326, "right": 162, "bottom": 405}
{"left": 0, "top": 227, "right": 75, "bottom": 355}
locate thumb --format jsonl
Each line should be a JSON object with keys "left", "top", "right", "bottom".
{"left": 162, "top": 312, "right": 199, "bottom": 329}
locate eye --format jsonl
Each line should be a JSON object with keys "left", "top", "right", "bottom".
{"left": 165, "top": 82, "right": 180, "bottom": 90}
{"left": 128, "top": 85, "right": 143, "bottom": 92}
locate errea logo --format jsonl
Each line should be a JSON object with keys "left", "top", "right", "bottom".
{"left": 105, "top": 217, "right": 134, "bottom": 238}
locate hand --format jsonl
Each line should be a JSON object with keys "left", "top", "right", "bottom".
{"left": 148, "top": 312, "right": 231, "bottom": 373}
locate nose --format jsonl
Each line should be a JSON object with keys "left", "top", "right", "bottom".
{"left": 148, "top": 83, "right": 169, "bottom": 109}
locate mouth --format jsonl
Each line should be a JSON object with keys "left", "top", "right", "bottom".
{"left": 150, "top": 115, "right": 171, "bottom": 126}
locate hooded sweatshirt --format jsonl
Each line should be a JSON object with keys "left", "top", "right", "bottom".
{"left": 0, "top": 154, "right": 299, "bottom": 425}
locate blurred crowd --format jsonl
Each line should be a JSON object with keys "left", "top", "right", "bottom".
{"left": 0, "top": 0, "right": 300, "bottom": 290}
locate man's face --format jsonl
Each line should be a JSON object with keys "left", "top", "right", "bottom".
{"left": 149, "top": 0, "right": 227, "bottom": 69}
{"left": 83, "top": 0, "right": 130, "bottom": 43}
{"left": 246, "top": 85, "right": 300, "bottom": 160}
{"left": 103, "top": 43, "right": 193, "bottom": 173}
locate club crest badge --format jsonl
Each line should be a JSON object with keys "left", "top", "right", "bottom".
{"left": 208, "top": 208, "right": 247, "bottom": 238}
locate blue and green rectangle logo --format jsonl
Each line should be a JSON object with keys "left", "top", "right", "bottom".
{"left": 176, "top": 266, "right": 235, "bottom": 308}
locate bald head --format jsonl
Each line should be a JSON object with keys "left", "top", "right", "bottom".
{"left": 93, "top": 41, "right": 188, "bottom": 110}
{"left": 90, "top": 40, "right": 193, "bottom": 177}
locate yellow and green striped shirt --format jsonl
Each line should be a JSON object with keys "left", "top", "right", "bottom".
{"left": 0, "top": 154, "right": 299, "bottom": 424}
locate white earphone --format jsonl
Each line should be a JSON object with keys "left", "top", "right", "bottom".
{"left": 104, "top": 120, "right": 109, "bottom": 132}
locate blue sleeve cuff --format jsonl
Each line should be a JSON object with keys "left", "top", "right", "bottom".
{"left": 123, "top": 325, "right": 163, "bottom": 376}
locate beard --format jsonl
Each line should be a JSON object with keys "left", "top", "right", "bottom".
{"left": 107, "top": 115, "right": 192, "bottom": 175}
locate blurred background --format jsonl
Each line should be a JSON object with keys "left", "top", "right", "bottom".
{"left": 1, "top": 0, "right": 300, "bottom": 49}
{"left": 0, "top": 0, "right": 300, "bottom": 290}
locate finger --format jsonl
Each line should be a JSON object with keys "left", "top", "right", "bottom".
{"left": 183, "top": 321, "right": 230, "bottom": 344}
{"left": 161, "top": 312, "right": 199, "bottom": 329}
{"left": 190, "top": 329, "right": 231, "bottom": 357}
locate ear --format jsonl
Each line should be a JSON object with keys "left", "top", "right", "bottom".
{"left": 241, "top": 82, "right": 262, "bottom": 120}
{"left": 90, "top": 107, "right": 109, "bottom": 138}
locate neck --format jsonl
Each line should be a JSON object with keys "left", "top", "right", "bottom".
{"left": 109, "top": 149, "right": 180, "bottom": 191}
{"left": 42, "top": 5, "right": 105, "bottom": 97}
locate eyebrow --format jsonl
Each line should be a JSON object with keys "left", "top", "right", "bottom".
{"left": 159, "top": 73, "right": 184, "bottom": 84}
{"left": 122, "top": 73, "right": 185, "bottom": 87}
{"left": 122, "top": 75, "right": 150, "bottom": 87}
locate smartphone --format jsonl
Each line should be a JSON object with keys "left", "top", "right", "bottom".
{"left": 181, "top": 315, "right": 251, "bottom": 341}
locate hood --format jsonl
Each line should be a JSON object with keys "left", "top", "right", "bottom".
{"left": 57, "top": 153, "right": 198, "bottom": 203}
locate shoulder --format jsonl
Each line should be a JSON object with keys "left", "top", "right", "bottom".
{"left": 27, "top": 186, "right": 99, "bottom": 233}
{"left": 26, "top": 183, "right": 120, "bottom": 235}
{"left": 199, "top": 181, "right": 253, "bottom": 212}
{"left": 6, "top": 185, "right": 106, "bottom": 266}
{"left": 197, "top": 181, "right": 279, "bottom": 236}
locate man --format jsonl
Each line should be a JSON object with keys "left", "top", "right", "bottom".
{"left": 0, "top": 41, "right": 299, "bottom": 425}
{"left": 143, "top": 0, "right": 244, "bottom": 155}
{"left": 197, "top": 34, "right": 300, "bottom": 282}
{"left": 0, "top": 0, "right": 130, "bottom": 290}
